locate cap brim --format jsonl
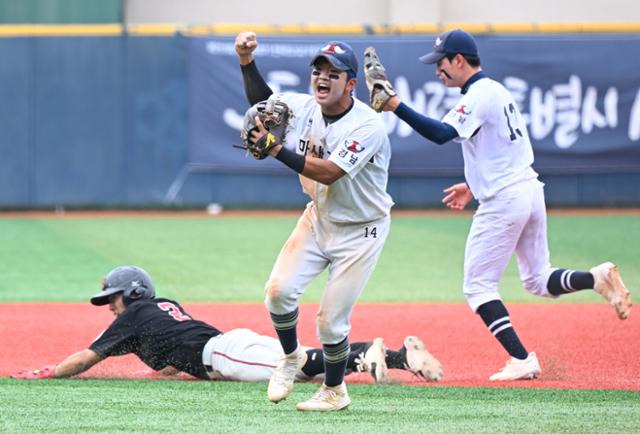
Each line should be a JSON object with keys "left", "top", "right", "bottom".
{"left": 419, "top": 51, "right": 446, "bottom": 64}
{"left": 310, "top": 54, "right": 349, "bottom": 71}
{"left": 90, "top": 286, "right": 124, "bottom": 306}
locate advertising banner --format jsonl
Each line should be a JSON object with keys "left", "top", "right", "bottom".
{"left": 189, "top": 35, "right": 640, "bottom": 175}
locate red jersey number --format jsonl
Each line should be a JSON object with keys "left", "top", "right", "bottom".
{"left": 157, "top": 302, "right": 192, "bottom": 322}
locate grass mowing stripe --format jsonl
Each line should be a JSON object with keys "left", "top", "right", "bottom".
{"left": 0, "top": 215, "right": 638, "bottom": 303}
{"left": 1, "top": 379, "right": 638, "bottom": 432}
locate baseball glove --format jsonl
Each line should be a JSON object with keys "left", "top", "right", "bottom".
{"left": 235, "top": 95, "right": 291, "bottom": 160}
{"left": 363, "top": 46, "right": 396, "bottom": 112}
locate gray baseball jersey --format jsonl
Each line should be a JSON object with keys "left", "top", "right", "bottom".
{"left": 265, "top": 93, "right": 392, "bottom": 344}
{"left": 279, "top": 92, "right": 393, "bottom": 222}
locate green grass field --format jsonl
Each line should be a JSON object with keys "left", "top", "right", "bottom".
{"left": 0, "top": 214, "right": 638, "bottom": 303}
{"left": 1, "top": 379, "right": 638, "bottom": 433}
{"left": 1, "top": 213, "right": 639, "bottom": 433}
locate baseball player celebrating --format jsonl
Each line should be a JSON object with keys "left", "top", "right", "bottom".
{"left": 235, "top": 32, "right": 394, "bottom": 410}
{"left": 12, "top": 266, "right": 443, "bottom": 384}
{"left": 363, "top": 29, "right": 632, "bottom": 381}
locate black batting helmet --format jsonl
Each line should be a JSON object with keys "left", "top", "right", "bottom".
{"left": 90, "top": 265, "right": 156, "bottom": 306}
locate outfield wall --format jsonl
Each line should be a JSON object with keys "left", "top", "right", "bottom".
{"left": 1, "top": 33, "right": 639, "bottom": 209}
{"left": 0, "top": 35, "right": 187, "bottom": 208}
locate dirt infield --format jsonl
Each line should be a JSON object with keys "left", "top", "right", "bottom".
{"left": 2, "top": 303, "right": 638, "bottom": 390}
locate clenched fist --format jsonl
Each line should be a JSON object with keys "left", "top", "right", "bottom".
{"left": 235, "top": 31, "right": 258, "bottom": 64}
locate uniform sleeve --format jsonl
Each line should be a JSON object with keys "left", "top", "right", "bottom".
{"left": 279, "top": 92, "right": 313, "bottom": 119}
{"left": 277, "top": 93, "right": 314, "bottom": 153}
{"left": 328, "top": 120, "right": 387, "bottom": 179}
{"left": 89, "top": 311, "right": 137, "bottom": 357}
{"left": 395, "top": 102, "right": 458, "bottom": 144}
{"left": 442, "top": 88, "right": 488, "bottom": 141}
{"left": 280, "top": 92, "right": 311, "bottom": 105}
{"left": 240, "top": 60, "right": 273, "bottom": 105}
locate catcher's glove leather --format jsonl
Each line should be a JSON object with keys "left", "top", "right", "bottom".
{"left": 364, "top": 47, "right": 396, "bottom": 112}
{"left": 236, "top": 95, "right": 291, "bottom": 160}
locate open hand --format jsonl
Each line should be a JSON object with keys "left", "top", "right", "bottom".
{"left": 442, "top": 183, "right": 473, "bottom": 210}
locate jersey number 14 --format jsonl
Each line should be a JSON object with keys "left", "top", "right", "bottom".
{"left": 364, "top": 226, "right": 377, "bottom": 238}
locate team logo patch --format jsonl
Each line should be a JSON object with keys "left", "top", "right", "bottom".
{"left": 455, "top": 105, "right": 471, "bottom": 115}
{"left": 434, "top": 37, "right": 443, "bottom": 48}
{"left": 345, "top": 140, "right": 364, "bottom": 153}
{"left": 321, "top": 43, "right": 345, "bottom": 55}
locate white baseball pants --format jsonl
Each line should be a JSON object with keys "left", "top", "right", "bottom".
{"left": 265, "top": 203, "right": 390, "bottom": 344}
{"left": 201, "top": 328, "right": 281, "bottom": 381}
{"left": 463, "top": 179, "right": 555, "bottom": 312}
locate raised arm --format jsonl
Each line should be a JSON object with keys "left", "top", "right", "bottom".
{"left": 391, "top": 100, "right": 459, "bottom": 145}
{"left": 235, "top": 31, "right": 273, "bottom": 105}
{"left": 363, "top": 47, "right": 458, "bottom": 145}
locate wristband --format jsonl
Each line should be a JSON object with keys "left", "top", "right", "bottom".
{"left": 275, "top": 147, "right": 305, "bottom": 174}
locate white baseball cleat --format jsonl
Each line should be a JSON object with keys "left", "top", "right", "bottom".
{"left": 489, "top": 352, "right": 540, "bottom": 381}
{"left": 267, "top": 348, "right": 307, "bottom": 403}
{"left": 590, "top": 262, "right": 632, "bottom": 320}
{"left": 403, "top": 336, "right": 444, "bottom": 381}
{"left": 355, "top": 337, "right": 389, "bottom": 383}
{"left": 295, "top": 382, "right": 351, "bottom": 412}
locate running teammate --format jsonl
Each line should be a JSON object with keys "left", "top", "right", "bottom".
{"left": 367, "top": 29, "right": 632, "bottom": 381}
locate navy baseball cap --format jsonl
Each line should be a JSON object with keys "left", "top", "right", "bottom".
{"left": 419, "top": 29, "right": 478, "bottom": 64}
{"left": 310, "top": 41, "right": 358, "bottom": 75}
{"left": 90, "top": 265, "right": 156, "bottom": 306}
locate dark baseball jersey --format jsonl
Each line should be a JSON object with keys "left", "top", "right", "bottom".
{"left": 90, "top": 298, "right": 221, "bottom": 380}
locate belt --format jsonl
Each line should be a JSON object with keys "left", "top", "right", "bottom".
{"left": 202, "top": 333, "right": 225, "bottom": 379}
{"left": 203, "top": 362, "right": 224, "bottom": 380}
